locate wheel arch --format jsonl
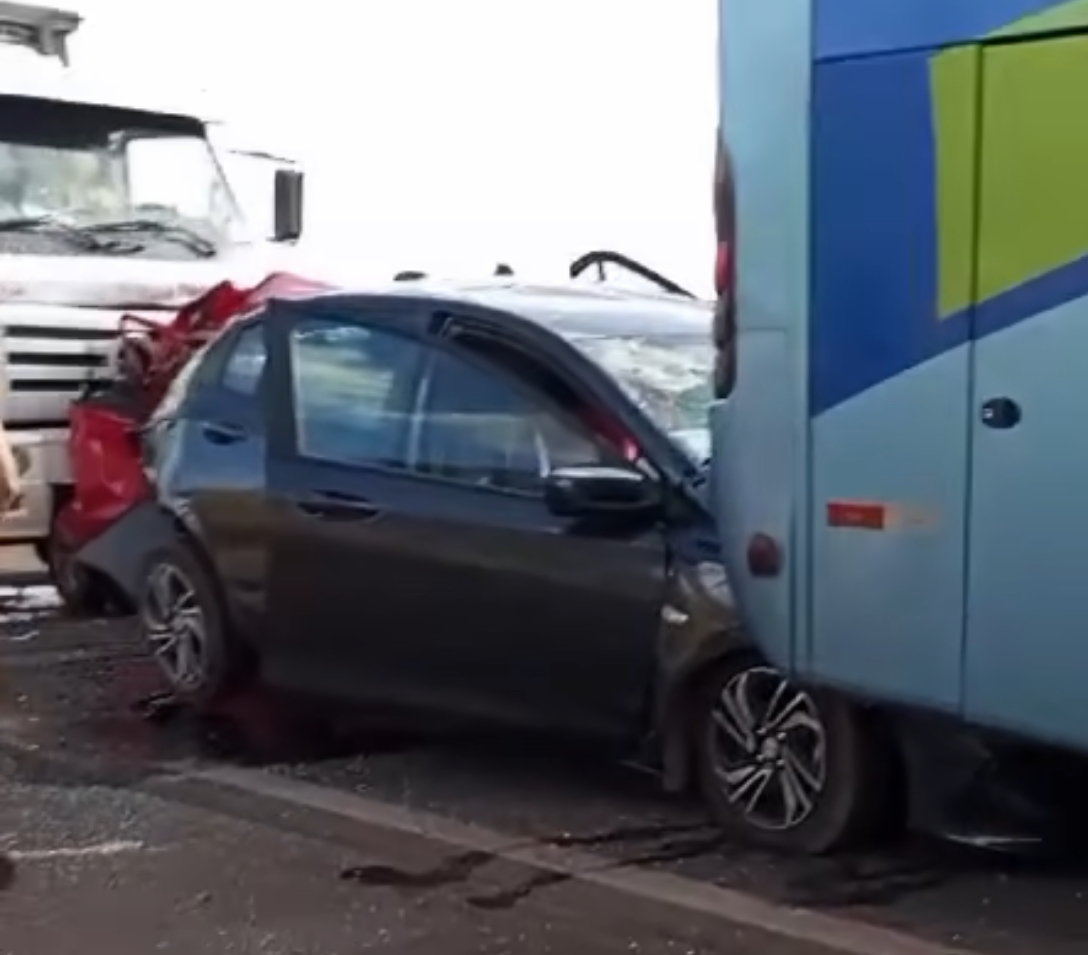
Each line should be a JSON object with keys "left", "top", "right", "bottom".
{"left": 74, "top": 499, "right": 221, "bottom": 615}
{"left": 163, "top": 509, "right": 219, "bottom": 582}
{"left": 140, "top": 510, "right": 253, "bottom": 706}
{"left": 156, "top": 509, "right": 246, "bottom": 644}
{"left": 656, "top": 634, "right": 757, "bottom": 793}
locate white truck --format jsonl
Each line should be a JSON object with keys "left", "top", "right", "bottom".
{"left": 0, "top": 2, "right": 306, "bottom": 584}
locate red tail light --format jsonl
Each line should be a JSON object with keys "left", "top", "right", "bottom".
{"left": 714, "top": 240, "right": 733, "bottom": 297}
{"left": 585, "top": 408, "right": 641, "bottom": 463}
{"left": 746, "top": 533, "right": 782, "bottom": 578}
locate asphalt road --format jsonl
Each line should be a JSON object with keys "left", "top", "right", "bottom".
{"left": 3, "top": 572, "right": 1088, "bottom": 954}
{"left": 3, "top": 774, "right": 825, "bottom": 955}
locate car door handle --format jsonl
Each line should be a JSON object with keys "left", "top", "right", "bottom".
{"left": 201, "top": 421, "right": 246, "bottom": 445}
{"left": 294, "top": 490, "right": 381, "bottom": 522}
{"left": 980, "top": 397, "right": 1021, "bottom": 430}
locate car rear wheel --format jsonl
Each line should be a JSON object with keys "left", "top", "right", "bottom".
{"left": 692, "top": 654, "right": 890, "bottom": 854}
{"left": 138, "top": 541, "right": 246, "bottom": 709}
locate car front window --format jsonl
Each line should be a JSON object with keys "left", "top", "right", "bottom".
{"left": 417, "top": 348, "right": 604, "bottom": 494}
{"left": 570, "top": 334, "right": 713, "bottom": 460}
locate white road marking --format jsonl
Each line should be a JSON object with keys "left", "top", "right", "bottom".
{"left": 0, "top": 584, "right": 59, "bottom": 608}
{"left": 0, "top": 584, "right": 60, "bottom": 635}
{"left": 7, "top": 840, "right": 146, "bottom": 861}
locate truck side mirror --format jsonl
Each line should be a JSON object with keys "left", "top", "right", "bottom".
{"left": 273, "top": 169, "right": 304, "bottom": 242}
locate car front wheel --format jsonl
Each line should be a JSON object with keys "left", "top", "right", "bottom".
{"left": 693, "top": 655, "right": 890, "bottom": 854}
{"left": 138, "top": 541, "right": 244, "bottom": 709}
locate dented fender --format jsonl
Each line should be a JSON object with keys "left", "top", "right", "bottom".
{"left": 74, "top": 501, "right": 184, "bottom": 606}
{"left": 651, "top": 557, "right": 748, "bottom": 791}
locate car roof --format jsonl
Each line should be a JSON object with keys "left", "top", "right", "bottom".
{"left": 288, "top": 279, "right": 713, "bottom": 341}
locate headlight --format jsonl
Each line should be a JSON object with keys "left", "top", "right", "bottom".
{"left": 696, "top": 561, "right": 733, "bottom": 602}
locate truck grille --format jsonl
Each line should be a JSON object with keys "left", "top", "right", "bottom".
{"left": 5, "top": 324, "right": 116, "bottom": 389}
{"left": 0, "top": 307, "right": 170, "bottom": 427}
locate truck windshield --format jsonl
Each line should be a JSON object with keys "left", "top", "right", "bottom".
{"left": 0, "top": 95, "right": 242, "bottom": 259}
{"left": 571, "top": 333, "right": 713, "bottom": 461}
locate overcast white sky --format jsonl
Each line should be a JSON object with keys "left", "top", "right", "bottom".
{"left": 43, "top": 0, "right": 715, "bottom": 293}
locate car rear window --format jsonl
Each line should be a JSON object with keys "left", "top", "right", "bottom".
{"left": 220, "top": 324, "right": 266, "bottom": 396}
{"left": 289, "top": 319, "right": 423, "bottom": 468}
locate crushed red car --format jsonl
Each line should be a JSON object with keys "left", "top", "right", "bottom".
{"left": 51, "top": 272, "right": 332, "bottom": 615}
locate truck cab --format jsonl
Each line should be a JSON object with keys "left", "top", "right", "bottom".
{"left": 0, "top": 2, "right": 305, "bottom": 557}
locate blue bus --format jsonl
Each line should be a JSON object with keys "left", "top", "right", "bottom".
{"left": 711, "top": 0, "right": 1088, "bottom": 852}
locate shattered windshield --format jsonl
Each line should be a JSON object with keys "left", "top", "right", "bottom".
{"left": 0, "top": 95, "right": 242, "bottom": 259}
{"left": 571, "top": 333, "right": 713, "bottom": 461}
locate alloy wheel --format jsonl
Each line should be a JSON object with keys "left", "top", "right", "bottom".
{"left": 709, "top": 665, "right": 827, "bottom": 832}
{"left": 143, "top": 562, "right": 207, "bottom": 692}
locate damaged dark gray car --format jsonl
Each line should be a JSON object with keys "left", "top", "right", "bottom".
{"left": 78, "top": 281, "right": 844, "bottom": 852}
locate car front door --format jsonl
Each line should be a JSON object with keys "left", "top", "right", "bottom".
{"left": 382, "top": 324, "right": 669, "bottom": 739}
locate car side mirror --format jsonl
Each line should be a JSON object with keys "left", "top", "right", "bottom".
{"left": 273, "top": 169, "right": 304, "bottom": 242}
{"left": 544, "top": 464, "right": 661, "bottom": 519}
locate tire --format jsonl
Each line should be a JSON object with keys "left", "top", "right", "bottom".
{"left": 137, "top": 539, "right": 248, "bottom": 710}
{"left": 45, "top": 522, "right": 112, "bottom": 618}
{"left": 692, "top": 653, "right": 891, "bottom": 854}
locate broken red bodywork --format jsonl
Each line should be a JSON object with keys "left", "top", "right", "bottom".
{"left": 54, "top": 272, "right": 332, "bottom": 561}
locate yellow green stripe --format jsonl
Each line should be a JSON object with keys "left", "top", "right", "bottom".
{"left": 931, "top": 46, "right": 980, "bottom": 318}
{"left": 989, "top": 0, "right": 1088, "bottom": 38}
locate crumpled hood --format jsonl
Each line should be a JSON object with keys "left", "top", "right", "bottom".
{"left": 0, "top": 246, "right": 292, "bottom": 310}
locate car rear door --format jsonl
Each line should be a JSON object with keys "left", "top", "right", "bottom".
{"left": 258, "top": 297, "right": 439, "bottom": 701}
{"left": 165, "top": 320, "right": 271, "bottom": 635}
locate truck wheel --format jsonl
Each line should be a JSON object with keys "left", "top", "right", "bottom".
{"left": 137, "top": 539, "right": 248, "bottom": 710}
{"left": 45, "top": 523, "right": 111, "bottom": 618}
{"left": 692, "top": 654, "right": 890, "bottom": 854}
